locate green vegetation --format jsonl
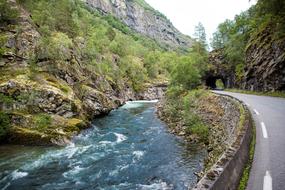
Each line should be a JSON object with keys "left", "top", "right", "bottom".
{"left": 0, "top": 112, "right": 10, "bottom": 141}
{"left": 226, "top": 89, "right": 285, "bottom": 98}
{"left": 182, "top": 90, "right": 209, "bottom": 142}
{"left": 0, "top": 93, "right": 14, "bottom": 105}
{"left": 210, "top": 0, "right": 285, "bottom": 85}
{"left": 163, "top": 88, "right": 210, "bottom": 143}
{"left": 129, "top": 0, "right": 168, "bottom": 19}
{"left": 216, "top": 79, "right": 225, "bottom": 89}
{"left": 238, "top": 119, "right": 256, "bottom": 190}
{"left": 0, "top": 0, "right": 19, "bottom": 25}
{"left": 34, "top": 113, "right": 52, "bottom": 130}
{"left": 170, "top": 41, "right": 208, "bottom": 90}
{"left": 160, "top": 22, "right": 210, "bottom": 142}
{"left": 15, "top": 0, "right": 186, "bottom": 92}
{"left": 0, "top": 34, "right": 8, "bottom": 57}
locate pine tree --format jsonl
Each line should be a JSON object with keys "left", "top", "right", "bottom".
{"left": 193, "top": 22, "right": 207, "bottom": 49}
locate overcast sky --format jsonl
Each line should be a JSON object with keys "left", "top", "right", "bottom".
{"left": 145, "top": 0, "right": 256, "bottom": 43}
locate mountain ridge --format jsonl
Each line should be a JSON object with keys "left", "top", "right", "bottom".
{"left": 86, "top": 0, "right": 193, "bottom": 50}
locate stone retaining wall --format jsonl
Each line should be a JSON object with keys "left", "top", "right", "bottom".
{"left": 193, "top": 94, "right": 253, "bottom": 190}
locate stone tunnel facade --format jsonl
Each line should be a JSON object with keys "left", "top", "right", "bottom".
{"left": 204, "top": 49, "right": 236, "bottom": 89}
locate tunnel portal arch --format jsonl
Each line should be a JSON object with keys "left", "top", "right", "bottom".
{"left": 205, "top": 76, "right": 226, "bottom": 89}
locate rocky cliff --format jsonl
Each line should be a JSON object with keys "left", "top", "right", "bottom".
{"left": 243, "top": 25, "right": 285, "bottom": 92}
{"left": 86, "top": 0, "right": 192, "bottom": 50}
{"left": 0, "top": 0, "right": 166, "bottom": 146}
{"left": 206, "top": 25, "right": 285, "bottom": 92}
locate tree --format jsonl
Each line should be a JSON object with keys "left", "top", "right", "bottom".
{"left": 256, "top": 0, "right": 285, "bottom": 16}
{"left": 193, "top": 22, "right": 208, "bottom": 49}
{"left": 210, "top": 19, "right": 234, "bottom": 50}
{"left": 170, "top": 56, "right": 201, "bottom": 90}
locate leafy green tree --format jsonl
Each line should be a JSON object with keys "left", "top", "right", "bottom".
{"left": 120, "top": 56, "right": 147, "bottom": 91}
{"left": 210, "top": 19, "right": 234, "bottom": 49}
{"left": 144, "top": 51, "right": 160, "bottom": 78}
{"left": 256, "top": 0, "right": 285, "bottom": 16}
{"left": 171, "top": 56, "right": 201, "bottom": 90}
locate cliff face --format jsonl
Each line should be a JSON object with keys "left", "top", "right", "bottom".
{"left": 86, "top": 0, "right": 192, "bottom": 49}
{"left": 243, "top": 26, "right": 285, "bottom": 92}
{"left": 0, "top": 1, "right": 166, "bottom": 145}
{"left": 206, "top": 26, "right": 285, "bottom": 92}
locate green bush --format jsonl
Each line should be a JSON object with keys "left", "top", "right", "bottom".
{"left": 0, "top": 0, "right": 19, "bottom": 25}
{"left": 34, "top": 114, "right": 52, "bottom": 130}
{"left": 37, "top": 32, "right": 73, "bottom": 61}
{"left": 0, "top": 93, "right": 14, "bottom": 105}
{"left": 188, "top": 123, "right": 209, "bottom": 143}
{"left": 170, "top": 56, "right": 201, "bottom": 90}
{"left": 0, "top": 34, "right": 8, "bottom": 57}
{"left": 183, "top": 90, "right": 209, "bottom": 142}
{"left": 0, "top": 112, "right": 10, "bottom": 141}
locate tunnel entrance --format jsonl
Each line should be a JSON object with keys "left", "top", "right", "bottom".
{"left": 205, "top": 76, "right": 226, "bottom": 89}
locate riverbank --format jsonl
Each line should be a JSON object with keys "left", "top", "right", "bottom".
{"left": 156, "top": 89, "right": 243, "bottom": 178}
{"left": 0, "top": 101, "right": 205, "bottom": 190}
{"left": 0, "top": 80, "right": 166, "bottom": 146}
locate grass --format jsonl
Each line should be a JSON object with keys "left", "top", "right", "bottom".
{"left": 226, "top": 89, "right": 285, "bottom": 98}
{"left": 34, "top": 113, "right": 52, "bottom": 130}
{"left": 238, "top": 104, "right": 246, "bottom": 130}
{"left": 0, "top": 112, "right": 11, "bottom": 141}
{"left": 238, "top": 120, "right": 256, "bottom": 190}
{"left": 0, "top": 93, "right": 14, "bottom": 105}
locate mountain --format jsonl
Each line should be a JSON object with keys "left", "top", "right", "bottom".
{"left": 86, "top": 0, "right": 193, "bottom": 50}
{"left": 0, "top": 0, "right": 171, "bottom": 145}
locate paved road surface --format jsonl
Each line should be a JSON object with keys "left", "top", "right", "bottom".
{"left": 213, "top": 91, "right": 285, "bottom": 190}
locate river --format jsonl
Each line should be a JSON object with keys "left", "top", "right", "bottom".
{"left": 0, "top": 101, "right": 206, "bottom": 190}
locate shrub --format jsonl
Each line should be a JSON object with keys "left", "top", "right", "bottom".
{"left": 34, "top": 114, "right": 52, "bottom": 130}
{"left": 170, "top": 56, "right": 201, "bottom": 90}
{"left": 188, "top": 123, "right": 209, "bottom": 143}
{"left": 37, "top": 32, "right": 73, "bottom": 61}
{"left": 0, "top": 0, "right": 19, "bottom": 25}
{"left": 0, "top": 112, "right": 10, "bottom": 141}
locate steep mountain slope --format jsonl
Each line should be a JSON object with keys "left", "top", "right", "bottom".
{"left": 86, "top": 0, "right": 193, "bottom": 50}
{"left": 0, "top": 0, "right": 168, "bottom": 145}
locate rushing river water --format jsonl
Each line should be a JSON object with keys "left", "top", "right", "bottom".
{"left": 0, "top": 101, "right": 206, "bottom": 190}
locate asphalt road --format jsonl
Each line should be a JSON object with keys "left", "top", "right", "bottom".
{"left": 213, "top": 91, "right": 285, "bottom": 190}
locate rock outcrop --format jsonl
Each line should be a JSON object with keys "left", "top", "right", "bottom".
{"left": 206, "top": 25, "right": 285, "bottom": 92}
{"left": 243, "top": 25, "right": 285, "bottom": 92}
{"left": 204, "top": 49, "right": 236, "bottom": 89}
{"left": 0, "top": 1, "right": 166, "bottom": 146}
{"left": 86, "top": 0, "right": 192, "bottom": 50}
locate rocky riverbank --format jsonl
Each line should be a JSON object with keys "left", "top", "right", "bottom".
{"left": 0, "top": 0, "right": 167, "bottom": 146}
{"left": 156, "top": 90, "right": 242, "bottom": 177}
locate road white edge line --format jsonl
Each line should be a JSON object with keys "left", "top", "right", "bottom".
{"left": 253, "top": 109, "right": 260, "bottom": 115}
{"left": 261, "top": 122, "right": 268, "bottom": 139}
{"left": 263, "top": 171, "right": 272, "bottom": 190}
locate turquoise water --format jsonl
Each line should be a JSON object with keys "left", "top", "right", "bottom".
{"left": 0, "top": 101, "right": 205, "bottom": 190}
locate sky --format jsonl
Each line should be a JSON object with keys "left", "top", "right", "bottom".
{"left": 145, "top": 0, "right": 256, "bottom": 43}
